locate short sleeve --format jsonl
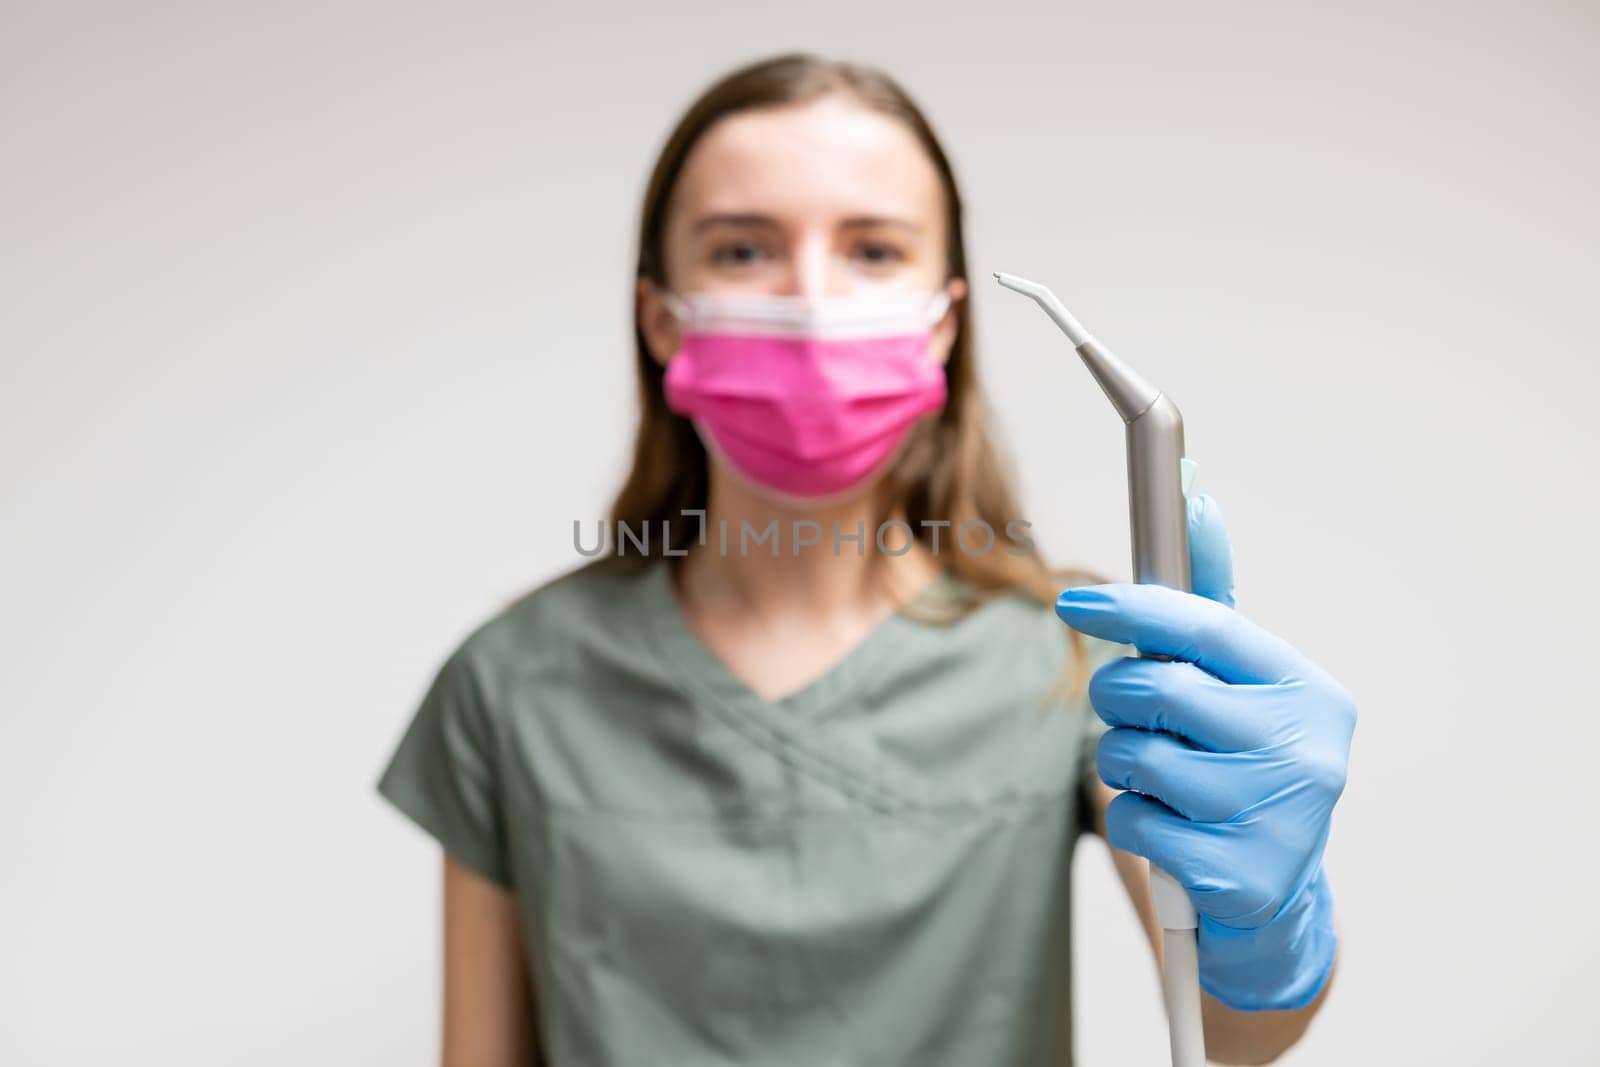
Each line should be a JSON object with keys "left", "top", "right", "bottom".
{"left": 376, "top": 645, "right": 512, "bottom": 888}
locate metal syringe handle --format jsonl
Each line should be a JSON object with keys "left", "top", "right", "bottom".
{"left": 1107, "top": 367, "right": 1199, "bottom": 935}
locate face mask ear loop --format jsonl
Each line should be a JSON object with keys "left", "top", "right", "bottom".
{"left": 659, "top": 289, "right": 690, "bottom": 326}
{"left": 925, "top": 288, "right": 953, "bottom": 329}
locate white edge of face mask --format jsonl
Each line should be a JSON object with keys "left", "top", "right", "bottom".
{"left": 665, "top": 286, "right": 953, "bottom": 339}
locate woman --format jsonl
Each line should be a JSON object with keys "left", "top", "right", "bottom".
{"left": 378, "top": 52, "right": 1355, "bottom": 1066}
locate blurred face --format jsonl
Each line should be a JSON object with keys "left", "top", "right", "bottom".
{"left": 638, "top": 94, "right": 967, "bottom": 367}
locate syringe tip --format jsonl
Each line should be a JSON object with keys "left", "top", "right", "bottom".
{"left": 991, "top": 270, "right": 1163, "bottom": 421}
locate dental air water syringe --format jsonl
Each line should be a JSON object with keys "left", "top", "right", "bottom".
{"left": 994, "top": 271, "right": 1206, "bottom": 1067}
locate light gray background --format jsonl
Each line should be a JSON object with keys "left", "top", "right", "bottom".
{"left": 4, "top": 2, "right": 1595, "bottom": 1063}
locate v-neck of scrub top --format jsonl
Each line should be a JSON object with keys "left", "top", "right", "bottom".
{"left": 639, "top": 557, "right": 959, "bottom": 810}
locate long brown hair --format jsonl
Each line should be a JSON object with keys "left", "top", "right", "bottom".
{"left": 597, "top": 52, "right": 1108, "bottom": 701}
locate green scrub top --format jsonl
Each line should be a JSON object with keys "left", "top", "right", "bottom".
{"left": 377, "top": 556, "right": 1130, "bottom": 1066}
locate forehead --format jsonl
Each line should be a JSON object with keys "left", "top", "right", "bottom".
{"left": 669, "top": 95, "right": 944, "bottom": 225}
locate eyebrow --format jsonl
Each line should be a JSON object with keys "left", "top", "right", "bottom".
{"left": 690, "top": 212, "right": 923, "bottom": 234}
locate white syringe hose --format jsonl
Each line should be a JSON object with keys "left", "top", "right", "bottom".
{"left": 1161, "top": 930, "right": 1206, "bottom": 1067}
{"left": 1153, "top": 866, "right": 1206, "bottom": 1066}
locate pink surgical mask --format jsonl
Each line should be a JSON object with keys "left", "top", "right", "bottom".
{"left": 660, "top": 286, "right": 953, "bottom": 501}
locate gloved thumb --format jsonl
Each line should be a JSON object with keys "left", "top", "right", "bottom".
{"left": 1187, "top": 492, "right": 1236, "bottom": 609}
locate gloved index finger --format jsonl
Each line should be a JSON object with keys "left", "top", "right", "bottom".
{"left": 1056, "top": 582, "right": 1309, "bottom": 686}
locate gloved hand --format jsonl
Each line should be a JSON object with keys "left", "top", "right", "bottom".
{"left": 1055, "top": 492, "right": 1356, "bottom": 1012}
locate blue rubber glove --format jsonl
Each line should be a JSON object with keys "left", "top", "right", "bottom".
{"left": 1055, "top": 493, "right": 1355, "bottom": 1012}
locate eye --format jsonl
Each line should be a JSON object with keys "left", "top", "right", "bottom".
{"left": 711, "top": 240, "right": 769, "bottom": 266}
{"left": 854, "top": 241, "right": 906, "bottom": 265}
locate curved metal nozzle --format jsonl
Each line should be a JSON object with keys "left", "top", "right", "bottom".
{"left": 993, "top": 271, "right": 1162, "bottom": 422}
